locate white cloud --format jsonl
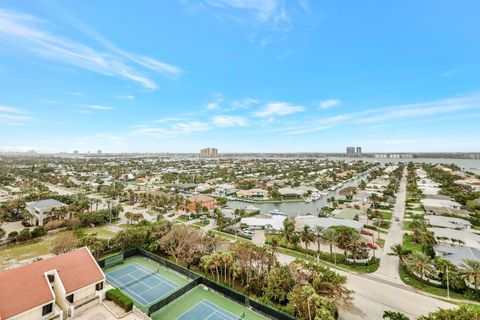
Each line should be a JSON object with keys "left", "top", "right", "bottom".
{"left": 319, "top": 99, "right": 341, "bottom": 110}
{"left": 0, "top": 9, "right": 181, "bottom": 90}
{"left": 229, "top": 98, "right": 260, "bottom": 110}
{"left": 130, "top": 120, "right": 211, "bottom": 138}
{"left": 207, "top": 0, "right": 280, "bottom": 23}
{"left": 84, "top": 105, "right": 113, "bottom": 110}
{"left": 277, "top": 94, "right": 480, "bottom": 135}
{"left": 254, "top": 102, "right": 304, "bottom": 117}
{"left": 212, "top": 115, "right": 248, "bottom": 127}
{"left": 206, "top": 93, "right": 224, "bottom": 110}
{"left": 0, "top": 105, "right": 32, "bottom": 125}
{"left": 116, "top": 95, "right": 135, "bottom": 100}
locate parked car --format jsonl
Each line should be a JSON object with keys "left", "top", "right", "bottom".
{"left": 361, "top": 229, "right": 373, "bottom": 236}
{"left": 367, "top": 242, "right": 378, "bottom": 249}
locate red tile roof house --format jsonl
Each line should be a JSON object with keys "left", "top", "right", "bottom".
{"left": 0, "top": 247, "right": 105, "bottom": 320}
{"left": 187, "top": 194, "right": 215, "bottom": 212}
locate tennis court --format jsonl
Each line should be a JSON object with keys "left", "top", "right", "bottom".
{"left": 106, "top": 262, "right": 179, "bottom": 306}
{"left": 178, "top": 300, "right": 244, "bottom": 320}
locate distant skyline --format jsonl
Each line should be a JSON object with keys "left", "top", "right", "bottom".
{"left": 1, "top": 1, "right": 480, "bottom": 153}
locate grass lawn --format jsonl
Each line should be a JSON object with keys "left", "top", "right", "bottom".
{"left": 399, "top": 268, "right": 465, "bottom": 300}
{"left": 411, "top": 207, "right": 425, "bottom": 212}
{"left": 210, "top": 229, "right": 241, "bottom": 241}
{"left": 0, "top": 234, "right": 58, "bottom": 269}
{"left": 376, "top": 238, "right": 385, "bottom": 248}
{"left": 403, "top": 220, "right": 413, "bottom": 231}
{"left": 403, "top": 234, "right": 422, "bottom": 252}
{"left": 380, "top": 210, "right": 393, "bottom": 221}
{"left": 277, "top": 247, "right": 379, "bottom": 273}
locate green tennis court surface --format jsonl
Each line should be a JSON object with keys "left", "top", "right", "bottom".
{"left": 178, "top": 300, "right": 245, "bottom": 320}
{"left": 106, "top": 263, "right": 179, "bottom": 306}
{"left": 151, "top": 286, "right": 267, "bottom": 320}
{"left": 103, "top": 256, "right": 190, "bottom": 309}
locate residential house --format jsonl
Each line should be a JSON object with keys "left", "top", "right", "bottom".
{"left": 27, "top": 199, "right": 67, "bottom": 227}
{"left": 187, "top": 194, "right": 215, "bottom": 212}
{"left": 213, "top": 184, "right": 237, "bottom": 196}
{"left": 421, "top": 198, "right": 462, "bottom": 214}
{"left": 236, "top": 189, "right": 268, "bottom": 199}
{"left": 425, "top": 215, "right": 472, "bottom": 230}
{"left": 0, "top": 247, "right": 105, "bottom": 320}
{"left": 241, "top": 214, "right": 286, "bottom": 230}
{"left": 428, "top": 227, "right": 480, "bottom": 250}
{"left": 295, "top": 216, "right": 364, "bottom": 232}
{"left": 433, "top": 245, "right": 480, "bottom": 267}
{"left": 278, "top": 187, "right": 304, "bottom": 198}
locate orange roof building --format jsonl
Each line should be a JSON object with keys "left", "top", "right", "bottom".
{"left": 0, "top": 247, "right": 105, "bottom": 320}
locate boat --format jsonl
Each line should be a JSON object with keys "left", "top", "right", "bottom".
{"left": 270, "top": 209, "right": 287, "bottom": 216}
{"left": 311, "top": 192, "right": 321, "bottom": 201}
{"left": 245, "top": 205, "right": 260, "bottom": 212}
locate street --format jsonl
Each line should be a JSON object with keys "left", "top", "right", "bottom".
{"left": 374, "top": 168, "right": 407, "bottom": 283}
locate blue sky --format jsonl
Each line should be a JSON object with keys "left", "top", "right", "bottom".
{"left": 0, "top": 0, "right": 480, "bottom": 153}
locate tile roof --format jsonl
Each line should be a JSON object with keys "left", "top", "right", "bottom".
{"left": 0, "top": 247, "right": 104, "bottom": 319}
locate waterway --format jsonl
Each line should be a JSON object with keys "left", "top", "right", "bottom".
{"left": 227, "top": 169, "right": 374, "bottom": 217}
{"left": 226, "top": 157, "right": 480, "bottom": 217}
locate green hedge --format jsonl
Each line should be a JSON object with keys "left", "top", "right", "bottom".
{"left": 105, "top": 288, "right": 133, "bottom": 312}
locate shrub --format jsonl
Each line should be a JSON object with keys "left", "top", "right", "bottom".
{"left": 31, "top": 226, "right": 45, "bottom": 238}
{"left": 16, "top": 228, "right": 31, "bottom": 241}
{"left": 0, "top": 227, "right": 5, "bottom": 238}
{"left": 7, "top": 231, "right": 18, "bottom": 239}
{"left": 44, "top": 220, "right": 65, "bottom": 231}
{"left": 64, "top": 218, "right": 81, "bottom": 230}
{"left": 105, "top": 289, "right": 133, "bottom": 312}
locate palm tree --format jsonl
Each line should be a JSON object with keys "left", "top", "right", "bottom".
{"left": 405, "top": 251, "right": 436, "bottom": 286}
{"left": 383, "top": 310, "right": 409, "bottom": 320}
{"left": 313, "top": 225, "right": 324, "bottom": 262}
{"left": 299, "top": 225, "right": 314, "bottom": 256}
{"left": 346, "top": 233, "right": 365, "bottom": 266}
{"left": 322, "top": 228, "right": 337, "bottom": 261}
{"left": 389, "top": 244, "right": 410, "bottom": 265}
{"left": 290, "top": 232, "right": 301, "bottom": 249}
{"left": 282, "top": 219, "right": 295, "bottom": 245}
{"left": 459, "top": 259, "right": 480, "bottom": 296}
{"left": 269, "top": 238, "right": 279, "bottom": 259}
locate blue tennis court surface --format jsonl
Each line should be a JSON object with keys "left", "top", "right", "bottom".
{"left": 178, "top": 300, "right": 242, "bottom": 320}
{"left": 106, "top": 263, "right": 179, "bottom": 306}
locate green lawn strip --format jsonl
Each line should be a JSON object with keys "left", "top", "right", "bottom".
{"left": 376, "top": 238, "right": 385, "bottom": 248}
{"left": 277, "top": 246, "right": 379, "bottom": 273}
{"left": 399, "top": 268, "right": 465, "bottom": 301}
{"left": 402, "top": 234, "right": 422, "bottom": 252}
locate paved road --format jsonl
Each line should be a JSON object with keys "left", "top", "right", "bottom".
{"left": 276, "top": 252, "right": 454, "bottom": 319}
{"left": 374, "top": 168, "right": 407, "bottom": 283}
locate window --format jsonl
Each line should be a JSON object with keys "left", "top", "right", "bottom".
{"left": 95, "top": 282, "right": 104, "bottom": 291}
{"left": 66, "top": 294, "right": 74, "bottom": 303}
{"left": 42, "top": 303, "right": 53, "bottom": 316}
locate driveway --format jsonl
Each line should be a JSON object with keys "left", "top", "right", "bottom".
{"left": 373, "top": 168, "right": 407, "bottom": 283}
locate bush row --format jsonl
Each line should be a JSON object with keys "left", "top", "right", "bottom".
{"left": 105, "top": 288, "right": 133, "bottom": 312}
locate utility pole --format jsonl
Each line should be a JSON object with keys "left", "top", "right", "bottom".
{"left": 446, "top": 265, "right": 450, "bottom": 299}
